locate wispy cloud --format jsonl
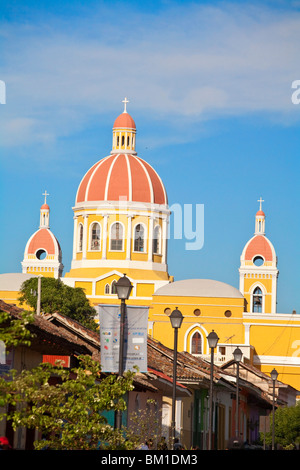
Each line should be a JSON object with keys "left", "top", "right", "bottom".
{"left": 1, "top": 2, "right": 300, "bottom": 148}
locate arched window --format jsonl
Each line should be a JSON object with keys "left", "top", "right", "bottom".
{"left": 253, "top": 286, "right": 263, "bottom": 313}
{"left": 78, "top": 223, "right": 83, "bottom": 252}
{"left": 90, "top": 222, "right": 101, "bottom": 250}
{"left": 105, "top": 283, "right": 110, "bottom": 294}
{"left": 191, "top": 331, "right": 202, "bottom": 355}
{"left": 111, "top": 280, "right": 117, "bottom": 294}
{"left": 110, "top": 222, "right": 123, "bottom": 251}
{"left": 153, "top": 225, "right": 161, "bottom": 254}
{"left": 134, "top": 224, "right": 145, "bottom": 252}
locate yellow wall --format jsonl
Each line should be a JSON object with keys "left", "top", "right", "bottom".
{"left": 150, "top": 294, "right": 245, "bottom": 353}
{"left": 26, "top": 268, "right": 55, "bottom": 278}
{"left": 136, "top": 283, "right": 155, "bottom": 298}
{"left": 71, "top": 210, "right": 166, "bottom": 267}
{"left": 75, "top": 281, "right": 93, "bottom": 296}
{"left": 243, "top": 277, "right": 274, "bottom": 313}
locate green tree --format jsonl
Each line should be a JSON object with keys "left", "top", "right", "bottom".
{"left": 0, "top": 309, "right": 35, "bottom": 348}
{"left": 18, "top": 277, "right": 97, "bottom": 331}
{"left": 262, "top": 403, "right": 300, "bottom": 449}
{"left": 0, "top": 355, "right": 136, "bottom": 450}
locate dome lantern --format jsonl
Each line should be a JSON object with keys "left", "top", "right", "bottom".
{"left": 111, "top": 97, "right": 137, "bottom": 154}
{"left": 40, "top": 190, "right": 50, "bottom": 229}
{"left": 255, "top": 197, "right": 265, "bottom": 235}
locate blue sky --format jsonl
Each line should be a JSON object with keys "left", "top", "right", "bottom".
{"left": 0, "top": 0, "right": 299, "bottom": 313}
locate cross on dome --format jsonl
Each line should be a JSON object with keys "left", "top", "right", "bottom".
{"left": 43, "top": 190, "right": 50, "bottom": 204}
{"left": 122, "top": 97, "right": 129, "bottom": 113}
{"left": 257, "top": 197, "right": 264, "bottom": 211}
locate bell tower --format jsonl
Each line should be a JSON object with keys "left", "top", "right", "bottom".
{"left": 21, "top": 192, "right": 64, "bottom": 278}
{"left": 239, "top": 199, "right": 279, "bottom": 313}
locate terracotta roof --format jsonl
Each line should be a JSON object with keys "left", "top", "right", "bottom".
{"left": 26, "top": 228, "right": 61, "bottom": 256}
{"left": 256, "top": 210, "right": 265, "bottom": 217}
{"left": 113, "top": 112, "right": 136, "bottom": 129}
{"left": 75, "top": 153, "right": 167, "bottom": 205}
{"left": 0, "top": 299, "right": 92, "bottom": 357}
{"left": 146, "top": 336, "right": 223, "bottom": 386}
{"left": 244, "top": 235, "right": 273, "bottom": 261}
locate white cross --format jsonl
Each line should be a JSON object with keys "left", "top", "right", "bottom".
{"left": 257, "top": 197, "right": 264, "bottom": 211}
{"left": 122, "top": 97, "right": 129, "bottom": 113}
{"left": 43, "top": 190, "right": 50, "bottom": 204}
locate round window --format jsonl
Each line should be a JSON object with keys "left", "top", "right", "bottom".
{"left": 253, "top": 256, "right": 264, "bottom": 267}
{"left": 193, "top": 308, "right": 201, "bottom": 316}
{"left": 36, "top": 249, "right": 47, "bottom": 260}
{"left": 164, "top": 308, "right": 171, "bottom": 316}
{"left": 224, "top": 310, "right": 232, "bottom": 318}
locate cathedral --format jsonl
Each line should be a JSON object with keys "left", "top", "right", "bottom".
{"left": 1, "top": 100, "right": 299, "bottom": 394}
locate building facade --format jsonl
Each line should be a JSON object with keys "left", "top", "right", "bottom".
{"left": 1, "top": 101, "right": 300, "bottom": 395}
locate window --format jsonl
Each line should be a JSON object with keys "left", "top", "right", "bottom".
{"left": 36, "top": 249, "right": 47, "bottom": 260}
{"left": 90, "top": 223, "right": 101, "bottom": 250}
{"left": 153, "top": 225, "right": 161, "bottom": 254}
{"left": 191, "top": 332, "right": 202, "bottom": 355}
{"left": 110, "top": 222, "right": 123, "bottom": 251}
{"left": 253, "top": 256, "right": 264, "bottom": 267}
{"left": 253, "top": 286, "right": 263, "bottom": 313}
{"left": 105, "top": 284, "right": 110, "bottom": 294}
{"left": 78, "top": 223, "right": 83, "bottom": 252}
{"left": 134, "top": 224, "right": 145, "bottom": 252}
{"left": 111, "top": 280, "right": 117, "bottom": 294}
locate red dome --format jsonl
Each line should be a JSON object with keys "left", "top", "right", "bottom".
{"left": 244, "top": 235, "right": 273, "bottom": 261}
{"left": 41, "top": 203, "right": 50, "bottom": 210}
{"left": 27, "top": 228, "right": 61, "bottom": 256}
{"left": 76, "top": 153, "right": 167, "bottom": 205}
{"left": 113, "top": 112, "right": 136, "bottom": 129}
{"left": 256, "top": 210, "right": 265, "bottom": 216}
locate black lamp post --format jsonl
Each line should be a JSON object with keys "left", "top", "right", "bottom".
{"left": 270, "top": 368, "right": 278, "bottom": 450}
{"left": 207, "top": 330, "right": 219, "bottom": 450}
{"left": 114, "top": 274, "right": 133, "bottom": 430}
{"left": 170, "top": 307, "right": 183, "bottom": 449}
{"left": 233, "top": 347, "right": 243, "bottom": 438}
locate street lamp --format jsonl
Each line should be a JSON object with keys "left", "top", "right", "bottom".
{"left": 270, "top": 368, "right": 278, "bottom": 450}
{"left": 233, "top": 347, "right": 243, "bottom": 438}
{"left": 170, "top": 308, "right": 183, "bottom": 449}
{"left": 114, "top": 274, "right": 133, "bottom": 430}
{"left": 207, "top": 330, "right": 219, "bottom": 450}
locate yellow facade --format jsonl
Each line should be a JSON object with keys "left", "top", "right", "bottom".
{"left": 64, "top": 205, "right": 170, "bottom": 307}
{"left": 3, "top": 107, "right": 299, "bottom": 396}
{"left": 243, "top": 276, "right": 273, "bottom": 313}
{"left": 149, "top": 280, "right": 246, "bottom": 354}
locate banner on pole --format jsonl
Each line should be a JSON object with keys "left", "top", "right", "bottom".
{"left": 98, "top": 304, "right": 148, "bottom": 373}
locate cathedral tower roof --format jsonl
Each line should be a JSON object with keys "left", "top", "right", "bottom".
{"left": 75, "top": 98, "right": 167, "bottom": 207}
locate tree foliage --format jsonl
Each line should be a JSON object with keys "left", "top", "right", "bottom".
{"left": 0, "top": 309, "right": 35, "bottom": 348}
{"left": 0, "top": 355, "right": 136, "bottom": 450}
{"left": 262, "top": 403, "right": 300, "bottom": 449}
{"left": 18, "top": 277, "right": 97, "bottom": 331}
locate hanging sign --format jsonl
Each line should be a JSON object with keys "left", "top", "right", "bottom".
{"left": 98, "top": 304, "right": 148, "bottom": 373}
